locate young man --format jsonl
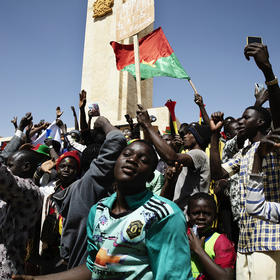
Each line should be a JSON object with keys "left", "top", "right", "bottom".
{"left": 217, "top": 118, "right": 242, "bottom": 243}
{"left": 137, "top": 107, "right": 210, "bottom": 211}
{"left": 210, "top": 43, "right": 280, "bottom": 279}
{"left": 223, "top": 118, "right": 239, "bottom": 142}
{"left": 37, "top": 151, "right": 81, "bottom": 273}
{"left": 13, "top": 140, "right": 193, "bottom": 280}
{"left": 31, "top": 116, "right": 126, "bottom": 271}
{"left": 51, "top": 116, "right": 127, "bottom": 269}
{"left": 86, "top": 140, "right": 192, "bottom": 279}
{"left": 1, "top": 150, "right": 43, "bottom": 279}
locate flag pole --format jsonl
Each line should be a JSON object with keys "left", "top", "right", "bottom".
{"left": 188, "top": 79, "right": 199, "bottom": 95}
{"left": 188, "top": 79, "right": 203, "bottom": 125}
{"left": 133, "top": 34, "right": 142, "bottom": 105}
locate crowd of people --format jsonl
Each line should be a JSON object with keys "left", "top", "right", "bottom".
{"left": 0, "top": 42, "right": 280, "bottom": 280}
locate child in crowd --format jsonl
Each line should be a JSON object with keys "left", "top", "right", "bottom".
{"left": 187, "top": 192, "right": 236, "bottom": 280}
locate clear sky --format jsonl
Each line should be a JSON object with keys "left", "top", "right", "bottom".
{"left": 0, "top": 0, "right": 280, "bottom": 137}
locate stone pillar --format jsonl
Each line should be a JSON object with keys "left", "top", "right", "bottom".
{"left": 81, "top": 0, "right": 153, "bottom": 123}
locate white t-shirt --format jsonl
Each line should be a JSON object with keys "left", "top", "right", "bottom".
{"left": 173, "top": 149, "right": 210, "bottom": 210}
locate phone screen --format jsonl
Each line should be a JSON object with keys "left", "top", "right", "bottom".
{"left": 247, "top": 36, "right": 262, "bottom": 44}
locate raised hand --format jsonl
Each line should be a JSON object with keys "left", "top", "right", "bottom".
{"left": 171, "top": 135, "right": 183, "bottom": 153}
{"left": 79, "top": 90, "right": 87, "bottom": 109}
{"left": 164, "top": 162, "right": 183, "bottom": 183}
{"left": 125, "top": 114, "right": 133, "bottom": 126}
{"left": 255, "top": 86, "right": 269, "bottom": 107}
{"left": 136, "top": 104, "right": 151, "bottom": 127}
{"left": 244, "top": 43, "right": 271, "bottom": 72}
{"left": 19, "top": 112, "right": 33, "bottom": 132}
{"left": 56, "top": 106, "right": 64, "bottom": 119}
{"left": 194, "top": 93, "right": 203, "bottom": 107}
{"left": 88, "top": 103, "right": 100, "bottom": 118}
{"left": 210, "top": 112, "right": 224, "bottom": 132}
{"left": 11, "top": 116, "right": 18, "bottom": 129}
{"left": 40, "top": 159, "right": 56, "bottom": 174}
{"left": 256, "top": 128, "right": 280, "bottom": 158}
{"left": 56, "top": 119, "right": 67, "bottom": 135}
{"left": 188, "top": 228, "right": 205, "bottom": 254}
{"left": 25, "top": 121, "right": 33, "bottom": 140}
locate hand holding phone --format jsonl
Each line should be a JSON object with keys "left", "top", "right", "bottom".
{"left": 88, "top": 103, "right": 100, "bottom": 117}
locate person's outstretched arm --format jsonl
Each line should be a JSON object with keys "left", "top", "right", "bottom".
{"left": 194, "top": 93, "right": 210, "bottom": 125}
{"left": 160, "top": 162, "right": 183, "bottom": 200}
{"left": 136, "top": 105, "right": 194, "bottom": 168}
{"left": 71, "top": 106, "right": 79, "bottom": 131}
{"left": 11, "top": 116, "right": 18, "bottom": 131}
{"left": 244, "top": 43, "right": 280, "bottom": 129}
{"left": 246, "top": 174, "right": 280, "bottom": 223}
{"left": 210, "top": 112, "right": 230, "bottom": 180}
{"left": 188, "top": 229, "right": 235, "bottom": 280}
{"left": 79, "top": 90, "right": 88, "bottom": 132}
{"left": 246, "top": 129, "right": 280, "bottom": 223}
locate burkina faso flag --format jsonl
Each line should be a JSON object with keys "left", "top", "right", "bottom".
{"left": 110, "top": 27, "right": 190, "bottom": 80}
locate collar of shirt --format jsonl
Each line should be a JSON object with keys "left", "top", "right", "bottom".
{"left": 104, "top": 190, "right": 153, "bottom": 211}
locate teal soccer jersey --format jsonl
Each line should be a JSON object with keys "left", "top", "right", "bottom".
{"left": 86, "top": 190, "right": 193, "bottom": 279}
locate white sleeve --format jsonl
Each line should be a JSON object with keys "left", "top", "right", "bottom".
{"left": 246, "top": 174, "right": 280, "bottom": 223}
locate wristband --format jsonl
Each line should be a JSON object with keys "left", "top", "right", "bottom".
{"left": 265, "top": 77, "right": 278, "bottom": 86}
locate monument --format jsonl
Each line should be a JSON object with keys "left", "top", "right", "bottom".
{"left": 81, "top": 0, "right": 169, "bottom": 130}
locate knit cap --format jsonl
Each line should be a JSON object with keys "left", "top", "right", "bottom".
{"left": 187, "top": 124, "right": 211, "bottom": 150}
{"left": 56, "top": 150, "right": 81, "bottom": 171}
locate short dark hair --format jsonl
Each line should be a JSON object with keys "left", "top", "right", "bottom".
{"left": 187, "top": 192, "right": 217, "bottom": 214}
{"left": 245, "top": 106, "right": 271, "bottom": 133}
{"left": 188, "top": 124, "right": 211, "bottom": 151}
{"left": 224, "top": 119, "right": 237, "bottom": 135}
{"left": 12, "top": 150, "right": 46, "bottom": 176}
{"left": 179, "top": 123, "right": 189, "bottom": 138}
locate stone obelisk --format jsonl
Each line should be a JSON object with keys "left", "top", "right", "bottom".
{"left": 81, "top": 0, "right": 169, "bottom": 128}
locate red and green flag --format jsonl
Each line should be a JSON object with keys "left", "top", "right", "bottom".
{"left": 110, "top": 27, "right": 190, "bottom": 80}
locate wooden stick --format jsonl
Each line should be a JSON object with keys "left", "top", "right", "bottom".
{"left": 188, "top": 79, "right": 199, "bottom": 95}
{"left": 133, "top": 34, "right": 142, "bottom": 104}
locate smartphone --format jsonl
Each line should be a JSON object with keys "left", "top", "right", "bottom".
{"left": 247, "top": 36, "right": 262, "bottom": 45}
{"left": 255, "top": 83, "right": 265, "bottom": 92}
{"left": 192, "top": 224, "right": 198, "bottom": 236}
{"left": 88, "top": 103, "right": 99, "bottom": 111}
{"left": 88, "top": 103, "right": 100, "bottom": 117}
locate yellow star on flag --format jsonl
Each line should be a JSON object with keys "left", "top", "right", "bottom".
{"left": 141, "top": 59, "right": 156, "bottom": 68}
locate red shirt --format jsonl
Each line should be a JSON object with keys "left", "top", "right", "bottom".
{"left": 188, "top": 230, "right": 236, "bottom": 279}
